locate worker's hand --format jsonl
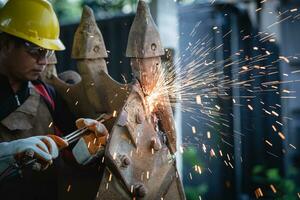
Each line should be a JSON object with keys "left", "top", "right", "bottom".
{"left": 47, "top": 134, "right": 69, "bottom": 150}
{"left": 76, "top": 118, "right": 109, "bottom": 146}
{"left": 72, "top": 118, "right": 109, "bottom": 165}
{"left": 0, "top": 135, "right": 68, "bottom": 170}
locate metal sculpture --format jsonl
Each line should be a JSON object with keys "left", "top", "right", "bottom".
{"left": 45, "top": 2, "right": 185, "bottom": 199}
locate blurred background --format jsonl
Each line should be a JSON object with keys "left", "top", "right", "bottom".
{"left": 1, "top": 0, "right": 300, "bottom": 199}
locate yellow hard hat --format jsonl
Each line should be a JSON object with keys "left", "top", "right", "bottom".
{"left": 0, "top": 0, "right": 65, "bottom": 50}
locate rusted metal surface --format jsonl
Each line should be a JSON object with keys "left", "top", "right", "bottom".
{"left": 97, "top": 84, "right": 183, "bottom": 199}
{"left": 126, "top": 0, "right": 164, "bottom": 58}
{"left": 44, "top": 6, "right": 129, "bottom": 120}
{"left": 57, "top": 70, "right": 82, "bottom": 85}
{"left": 45, "top": 2, "right": 185, "bottom": 199}
{"left": 127, "top": 0, "right": 177, "bottom": 154}
{"left": 41, "top": 53, "right": 58, "bottom": 82}
{"left": 72, "top": 6, "right": 108, "bottom": 59}
{"left": 97, "top": 1, "right": 185, "bottom": 199}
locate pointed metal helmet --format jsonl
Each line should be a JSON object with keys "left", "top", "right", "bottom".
{"left": 72, "top": 6, "right": 108, "bottom": 59}
{"left": 126, "top": 0, "right": 164, "bottom": 58}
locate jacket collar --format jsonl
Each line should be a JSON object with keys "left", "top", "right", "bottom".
{"left": 0, "top": 81, "right": 41, "bottom": 130}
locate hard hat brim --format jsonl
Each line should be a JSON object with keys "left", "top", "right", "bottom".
{"left": 1, "top": 28, "right": 65, "bottom": 51}
{"left": 31, "top": 37, "right": 66, "bottom": 51}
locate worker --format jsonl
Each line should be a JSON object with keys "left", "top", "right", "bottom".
{"left": 0, "top": 0, "right": 108, "bottom": 199}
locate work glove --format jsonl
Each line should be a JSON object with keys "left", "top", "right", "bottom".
{"left": 72, "top": 118, "right": 108, "bottom": 165}
{"left": 0, "top": 135, "right": 68, "bottom": 171}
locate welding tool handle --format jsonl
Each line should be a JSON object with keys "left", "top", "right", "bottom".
{"left": 63, "top": 113, "right": 110, "bottom": 144}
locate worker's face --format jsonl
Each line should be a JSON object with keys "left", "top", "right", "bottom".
{"left": 3, "top": 39, "right": 53, "bottom": 81}
{"left": 131, "top": 57, "right": 161, "bottom": 95}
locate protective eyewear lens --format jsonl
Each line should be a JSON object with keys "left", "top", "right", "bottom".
{"left": 24, "top": 42, "right": 54, "bottom": 58}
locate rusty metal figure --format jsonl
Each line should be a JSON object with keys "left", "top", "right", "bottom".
{"left": 96, "top": 1, "right": 185, "bottom": 199}
{"left": 41, "top": 53, "right": 58, "bottom": 81}
{"left": 45, "top": 1, "right": 185, "bottom": 199}
{"left": 44, "top": 6, "right": 129, "bottom": 120}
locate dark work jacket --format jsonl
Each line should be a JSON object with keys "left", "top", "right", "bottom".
{"left": 0, "top": 75, "right": 76, "bottom": 200}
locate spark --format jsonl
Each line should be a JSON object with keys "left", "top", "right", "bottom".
{"left": 281, "top": 96, "right": 296, "bottom": 99}
{"left": 278, "top": 132, "right": 286, "bottom": 140}
{"left": 227, "top": 154, "right": 231, "bottom": 161}
{"left": 279, "top": 56, "right": 290, "bottom": 63}
{"left": 207, "top": 131, "right": 211, "bottom": 139}
{"left": 194, "top": 165, "right": 202, "bottom": 174}
{"left": 196, "top": 95, "right": 202, "bottom": 105}
{"left": 210, "top": 149, "right": 216, "bottom": 157}
{"left": 291, "top": 69, "right": 300, "bottom": 74}
{"left": 289, "top": 144, "right": 296, "bottom": 149}
{"left": 270, "top": 184, "right": 276, "bottom": 193}
{"left": 248, "top": 105, "right": 254, "bottom": 111}
{"left": 290, "top": 8, "right": 298, "bottom": 12}
{"left": 223, "top": 30, "right": 232, "bottom": 38}
{"left": 192, "top": 126, "right": 196, "bottom": 134}
{"left": 202, "top": 144, "right": 207, "bottom": 153}
{"left": 282, "top": 89, "right": 291, "bottom": 93}
{"left": 267, "top": 15, "right": 291, "bottom": 29}
{"left": 219, "top": 150, "right": 223, "bottom": 156}
{"left": 48, "top": 122, "right": 53, "bottom": 128}
{"left": 255, "top": 188, "right": 264, "bottom": 198}
{"left": 67, "top": 185, "right": 72, "bottom": 192}
{"left": 265, "top": 140, "right": 273, "bottom": 147}
{"left": 146, "top": 171, "right": 150, "bottom": 179}
{"left": 130, "top": 185, "right": 134, "bottom": 193}
{"left": 131, "top": 17, "right": 300, "bottom": 188}
{"left": 224, "top": 160, "right": 228, "bottom": 166}
{"left": 271, "top": 111, "right": 279, "bottom": 117}
{"left": 189, "top": 173, "right": 193, "bottom": 180}
{"left": 113, "top": 110, "right": 117, "bottom": 117}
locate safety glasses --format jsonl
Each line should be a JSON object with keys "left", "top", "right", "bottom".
{"left": 23, "top": 41, "right": 54, "bottom": 59}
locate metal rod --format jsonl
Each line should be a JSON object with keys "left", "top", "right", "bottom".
{"left": 63, "top": 113, "right": 110, "bottom": 144}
